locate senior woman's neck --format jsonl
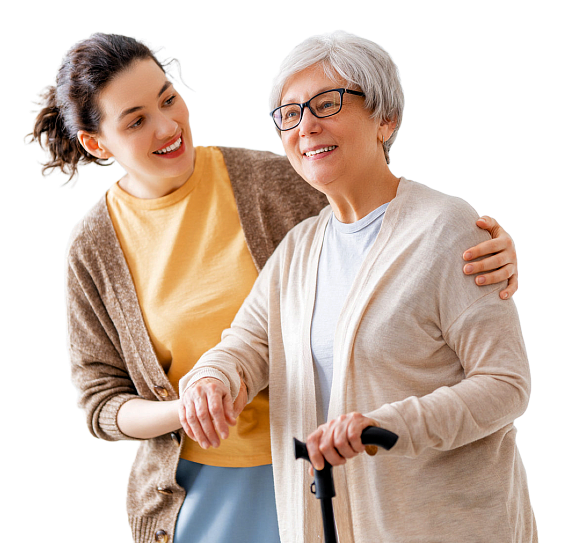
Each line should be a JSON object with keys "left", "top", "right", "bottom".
{"left": 328, "top": 170, "right": 400, "bottom": 224}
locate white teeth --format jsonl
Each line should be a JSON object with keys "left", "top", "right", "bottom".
{"left": 305, "top": 146, "right": 336, "bottom": 157}
{"left": 155, "top": 137, "right": 182, "bottom": 154}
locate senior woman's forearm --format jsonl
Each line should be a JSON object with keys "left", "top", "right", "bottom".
{"left": 367, "top": 372, "right": 529, "bottom": 457}
{"left": 367, "top": 294, "right": 530, "bottom": 458}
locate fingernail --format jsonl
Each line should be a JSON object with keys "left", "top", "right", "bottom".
{"left": 464, "top": 252, "right": 472, "bottom": 260}
{"left": 501, "top": 292, "right": 509, "bottom": 299}
{"left": 464, "top": 264, "right": 473, "bottom": 273}
{"left": 476, "top": 276, "right": 486, "bottom": 285}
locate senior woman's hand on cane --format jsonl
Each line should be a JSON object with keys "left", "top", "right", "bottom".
{"left": 179, "top": 378, "right": 248, "bottom": 449}
{"left": 305, "top": 412, "right": 379, "bottom": 471}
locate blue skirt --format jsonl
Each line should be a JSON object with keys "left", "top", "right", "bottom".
{"left": 174, "top": 459, "right": 280, "bottom": 543}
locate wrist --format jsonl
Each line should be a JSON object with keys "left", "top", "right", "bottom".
{"left": 185, "top": 369, "right": 234, "bottom": 398}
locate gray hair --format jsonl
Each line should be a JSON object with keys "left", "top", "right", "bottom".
{"left": 269, "top": 31, "right": 404, "bottom": 164}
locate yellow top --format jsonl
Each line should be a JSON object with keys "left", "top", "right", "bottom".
{"left": 106, "top": 146, "right": 271, "bottom": 467}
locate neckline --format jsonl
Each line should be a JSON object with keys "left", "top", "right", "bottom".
{"left": 331, "top": 201, "right": 390, "bottom": 234}
{"left": 108, "top": 146, "right": 206, "bottom": 210}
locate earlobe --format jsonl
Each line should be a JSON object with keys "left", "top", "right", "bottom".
{"left": 377, "top": 125, "right": 387, "bottom": 146}
{"left": 378, "top": 118, "right": 397, "bottom": 144}
{"left": 77, "top": 130, "right": 113, "bottom": 159}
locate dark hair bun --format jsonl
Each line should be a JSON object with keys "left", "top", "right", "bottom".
{"left": 31, "top": 86, "right": 97, "bottom": 179}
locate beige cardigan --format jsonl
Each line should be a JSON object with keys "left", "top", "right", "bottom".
{"left": 66, "top": 147, "right": 328, "bottom": 543}
{"left": 183, "top": 177, "right": 537, "bottom": 542}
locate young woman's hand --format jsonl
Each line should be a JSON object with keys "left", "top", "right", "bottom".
{"left": 464, "top": 216, "right": 518, "bottom": 300}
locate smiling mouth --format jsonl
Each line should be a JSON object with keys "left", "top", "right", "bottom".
{"left": 154, "top": 136, "right": 182, "bottom": 155}
{"left": 304, "top": 146, "right": 337, "bottom": 157}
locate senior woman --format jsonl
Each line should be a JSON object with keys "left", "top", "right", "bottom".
{"left": 180, "top": 31, "right": 536, "bottom": 543}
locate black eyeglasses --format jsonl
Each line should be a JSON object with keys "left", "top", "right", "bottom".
{"left": 271, "top": 88, "right": 366, "bottom": 131}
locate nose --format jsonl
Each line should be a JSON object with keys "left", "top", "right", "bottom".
{"left": 155, "top": 111, "right": 179, "bottom": 140}
{"left": 297, "top": 106, "right": 322, "bottom": 137}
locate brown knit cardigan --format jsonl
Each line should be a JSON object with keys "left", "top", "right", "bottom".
{"left": 66, "top": 147, "right": 328, "bottom": 543}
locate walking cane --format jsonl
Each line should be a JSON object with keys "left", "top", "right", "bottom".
{"left": 294, "top": 426, "right": 398, "bottom": 543}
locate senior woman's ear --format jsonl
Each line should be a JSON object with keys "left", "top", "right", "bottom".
{"left": 378, "top": 119, "right": 397, "bottom": 145}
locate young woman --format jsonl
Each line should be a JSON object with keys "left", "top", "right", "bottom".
{"left": 32, "top": 33, "right": 519, "bottom": 543}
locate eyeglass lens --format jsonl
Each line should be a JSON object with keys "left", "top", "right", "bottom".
{"left": 275, "top": 90, "right": 343, "bottom": 130}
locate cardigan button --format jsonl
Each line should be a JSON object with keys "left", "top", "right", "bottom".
{"left": 154, "top": 386, "right": 169, "bottom": 399}
{"left": 155, "top": 530, "right": 168, "bottom": 542}
{"left": 157, "top": 486, "right": 174, "bottom": 495}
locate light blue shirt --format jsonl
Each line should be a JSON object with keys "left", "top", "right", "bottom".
{"left": 310, "top": 202, "right": 389, "bottom": 423}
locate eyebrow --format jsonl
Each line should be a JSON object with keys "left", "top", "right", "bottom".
{"left": 118, "top": 81, "right": 173, "bottom": 121}
{"left": 281, "top": 86, "right": 338, "bottom": 106}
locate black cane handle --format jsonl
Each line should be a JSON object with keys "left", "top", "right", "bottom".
{"left": 294, "top": 425, "right": 398, "bottom": 463}
{"left": 360, "top": 426, "right": 399, "bottom": 450}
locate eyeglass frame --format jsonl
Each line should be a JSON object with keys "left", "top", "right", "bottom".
{"left": 270, "top": 88, "right": 366, "bottom": 131}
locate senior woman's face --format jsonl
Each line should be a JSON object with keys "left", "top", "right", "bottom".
{"left": 280, "top": 64, "right": 384, "bottom": 195}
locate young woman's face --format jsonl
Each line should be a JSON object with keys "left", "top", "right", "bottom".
{"left": 93, "top": 58, "right": 195, "bottom": 188}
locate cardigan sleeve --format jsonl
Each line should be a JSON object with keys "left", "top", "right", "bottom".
{"left": 365, "top": 193, "right": 531, "bottom": 458}
{"left": 367, "top": 292, "right": 530, "bottom": 457}
{"left": 67, "top": 233, "right": 139, "bottom": 442}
